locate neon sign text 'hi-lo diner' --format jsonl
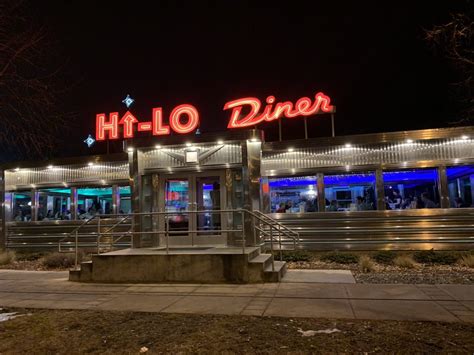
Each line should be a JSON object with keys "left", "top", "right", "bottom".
{"left": 95, "top": 91, "right": 334, "bottom": 140}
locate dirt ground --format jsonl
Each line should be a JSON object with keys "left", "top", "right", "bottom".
{"left": 0, "top": 308, "right": 473, "bottom": 354}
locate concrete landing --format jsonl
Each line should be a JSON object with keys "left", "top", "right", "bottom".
{"left": 282, "top": 269, "right": 356, "bottom": 284}
{"left": 1, "top": 270, "right": 474, "bottom": 322}
{"left": 70, "top": 247, "right": 286, "bottom": 283}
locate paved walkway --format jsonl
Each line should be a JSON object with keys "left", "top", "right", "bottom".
{"left": 0, "top": 270, "right": 473, "bottom": 322}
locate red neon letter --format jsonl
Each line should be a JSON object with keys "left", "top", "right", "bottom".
{"left": 225, "top": 98, "right": 263, "bottom": 128}
{"left": 169, "top": 104, "right": 199, "bottom": 134}
{"left": 119, "top": 111, "right": 139, "bottom": 138}
{"left": 152, "top": 107, "right": 170, "bottom": 135}
{"left": 96, "top": 112, "right": 119, "bottom": 141}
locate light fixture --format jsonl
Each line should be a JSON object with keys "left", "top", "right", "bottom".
{"left": 406, "top": 139, "right": 413, "bottom": 143}
{"left": 185, "top": 142, "right": 192, "bottom": 147}
{"left": 47, "top": 165, "right": 53, "bottom": 169}
{"left": 88, "top": 162, "right": 94, "bottom": 166}
{"left": 249, "top": 138, "right": 259, "bottom": 143}
{"left": 155, "top": 145, "right": 161, "bottom": 149}
{"left": 127, "top": 147, "right": 134, "bottom": 152}
{"left": 14, "top": 168, "right": 20, "bottom": 172}
{"left": 344, "top": 143, "right": 352, "bottom": 148}
{"left": 217, "top": 140, "right": 224, "bottom": 145}
{"left": 461, "top": 135, "right": 469, "bottom": 140}
{"left": 288, "top": 147, "right": 294, "bottom": 152}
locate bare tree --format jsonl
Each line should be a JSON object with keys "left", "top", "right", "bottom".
{"left": 0, "top": 1, "right": 73, "bottom": 160}
{"left": 425, "top": 13, "right": 473, "bottom": 122}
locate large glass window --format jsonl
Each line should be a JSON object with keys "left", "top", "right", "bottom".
{"left": 119, "top": 186, "right": 132, "bottom": 214}
{"left": 324, "top": 172, "right": 376, "bottom": 211}
{"left": 447, "top": 165, "right": 474, "bottom": 208}
{"left": 38, "top": 188, "right": 71, "bottom": 220}
{"left": 77, "top": 187, "right": 113, "bottom": 218}
{"left": 383, "top": 168, "right": 439, "bottom": 209}
{"left": 269, "top": 176, "right": 318, "bottom": 213}
{"left": 11, "top": 191, "right": 32, "bottom": 221}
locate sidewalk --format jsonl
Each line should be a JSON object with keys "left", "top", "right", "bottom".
{"left": 0, "top": 270, "right": 473, "bottom": 322}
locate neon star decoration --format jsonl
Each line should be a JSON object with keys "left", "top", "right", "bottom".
{"left": 84, "top": 134, "right": 96, "bottom": 148}
{"left": 122, "top": 94, "right": 135, "bottom": 108}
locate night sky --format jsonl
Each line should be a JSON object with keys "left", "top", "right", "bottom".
{"left": 34, "top": 1, "right": 469, "bottom": 156}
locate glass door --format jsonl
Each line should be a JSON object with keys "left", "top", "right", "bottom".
{"left": 160, "top": 172, "right": 226, "bottom": 246}
{"left": 164, "top": 178, "right": 190, "bottom": 237}
{"left": 196, "top": 176, "right": 221, "bottom": 235}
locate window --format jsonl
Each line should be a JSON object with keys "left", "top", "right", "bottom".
{"left": 77, "top": 187, "right": 113, "bottom": 218}
{"left": 11, "top": 191, "right": 32, "bottom": 221}
{"left": 38, "top": 188, "right": 71, "bottom": 220}
{"left": 324, "top": 172, "right": 376, "bottom": 211}
{"left": 119, "top": 186, "right": 132, "bottom": 213}
{"left": 269, "top": 176, "right": 318, "bottom": 213}
{"left": 447, "top": 165, "right": 474, "bottom": 208}
{"left": 383, "top": 168, "right": 439, "bottom": 209}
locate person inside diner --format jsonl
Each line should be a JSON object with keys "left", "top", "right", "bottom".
{"left": 421, "top": 192, "right": 437, "bottom": 208}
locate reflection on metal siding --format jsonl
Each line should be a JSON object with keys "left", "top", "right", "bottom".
{"left": 141, "top": 143, "right": 242, "bottom": 170}
{"left": 5, "top": 161, "right": 129, "bottom": 190}
{"left": 262, "top": 138, "right": 474, "bottom": 173}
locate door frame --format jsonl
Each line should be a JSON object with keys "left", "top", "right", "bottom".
{"left": 157, "top": 170, "right": 227, "bottom": 246}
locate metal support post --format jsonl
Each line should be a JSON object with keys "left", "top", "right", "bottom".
{"left": 438, "top": 166, "right": 450, "bottom": 208}
{"left": 375, "top": 169, "right": 386, "bottom": 210}
{"left": 75, "top": 230, "right": 78, "bottom": 270}
{"left": 278, "top": 120, "right": 282, "bottom": 141}
{"left": 331, "top": 113, "right": 335, "bottom": 137}
{"left": 97, "top": 217, "right": 101, "bottom": 254}
{"left": 304, "top": 117, "right": 308, "bottom": 139}
{"left": 270, "top": 224, "right": 275, "bottom": 271}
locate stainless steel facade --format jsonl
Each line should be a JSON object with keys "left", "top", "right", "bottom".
{"left": 2, "top": 126, "right": 474, "bottom": 250}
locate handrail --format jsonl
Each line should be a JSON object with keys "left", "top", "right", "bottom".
{"left": 56, "top": 208, "right": 299, "bottom": 271}
{"left": 253, "top": 210, "right": 300, "bottom": 240}
{"left": 58, "top": 215, "right": 99, "bottom": 252}
{"left": 97, "top": 215, "right": 132, "bottom": 254}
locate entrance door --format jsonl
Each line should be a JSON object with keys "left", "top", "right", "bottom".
{"left": 160, "top": 172, "right": 226, "bottom": 246}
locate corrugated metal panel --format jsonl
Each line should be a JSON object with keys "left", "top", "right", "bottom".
{"left": 5, "top": 161, "right": 129, "bottom": 190}
{"left": 141, "top": 143, "right": 242, "bottom": 170}
{"left": 262, "top": 138, "right": 474, "bottom": 174}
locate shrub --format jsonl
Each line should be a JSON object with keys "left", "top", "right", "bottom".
{"left": 0, "top": 250, "right": 15, "bottom": 265}
{"left": 41, "top": 252, "right": 77, "bottom": 269}
{"left": 275, "top": 251, "right": 312, "bottom": 262}
{"left": 393, "top": 255, "right": 417, "bottom": 269}
{"left": 359, "top": 255, "right": 376, "bottom": 273}
{"left": 458, "top": 254, "right": 474, "bottom": 268}
{"left": 320, "top": 252, "right": 359, "bottom": 264}
{"left": 413, "top": 249, "right": 460, "bottom": 265}
{"left": 14, "top": 251, "right": 45, "bottom": 261}
{"left": 372, "top": 250, "right": 397, "bottom": 264}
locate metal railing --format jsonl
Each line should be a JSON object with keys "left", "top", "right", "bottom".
{"left": 57, "top": 209, "right": 300, "bottom": 270}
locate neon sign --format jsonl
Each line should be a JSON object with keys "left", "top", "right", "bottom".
{"left": 95, "top": 91, "right": 333, "bottom": 140}
{"left": 224, "top": 92, "right": 334, "bottom": 129}
{"left": 96, "top": 104, "right": 200, "bottom": 141}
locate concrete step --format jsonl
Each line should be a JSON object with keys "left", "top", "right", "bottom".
{"left": 248, "top": 253, "right": 272, "bottom": 270}
{"left": 263, "top": 261, "right": 287, "bottom": 282}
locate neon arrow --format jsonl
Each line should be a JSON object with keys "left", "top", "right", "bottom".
{"left": 119, "top": 111, "right": 139, "bottom": 138}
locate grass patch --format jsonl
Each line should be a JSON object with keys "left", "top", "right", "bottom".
{"left": 41, "top": 252, "right": 78, "bottom": 269}
{"left": 372, "top": 250, "right": 397, "bottom": 264}
{"left": 459, "top": 254, "right": 474, "bottom": 268}
{"left": 14, "top": 251, "right": 46, "bottom": 261}
{"left": 0, "top": 250, "right": 15, "bottom": 265}
{"left": 413, "top": 250, "right": 460, "bottom": 265}
{"left": 320, "top": 252, "right": 359, "bottom": 264}
{"left": 393, "top": 255, "right": 417, "bottom": 269}
{"left": 359, "top": 255, "right": 376, "bottom": 273}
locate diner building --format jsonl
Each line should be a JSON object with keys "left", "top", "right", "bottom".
{"left": 1, "top": 125, "right": 474, "bottom": 253}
